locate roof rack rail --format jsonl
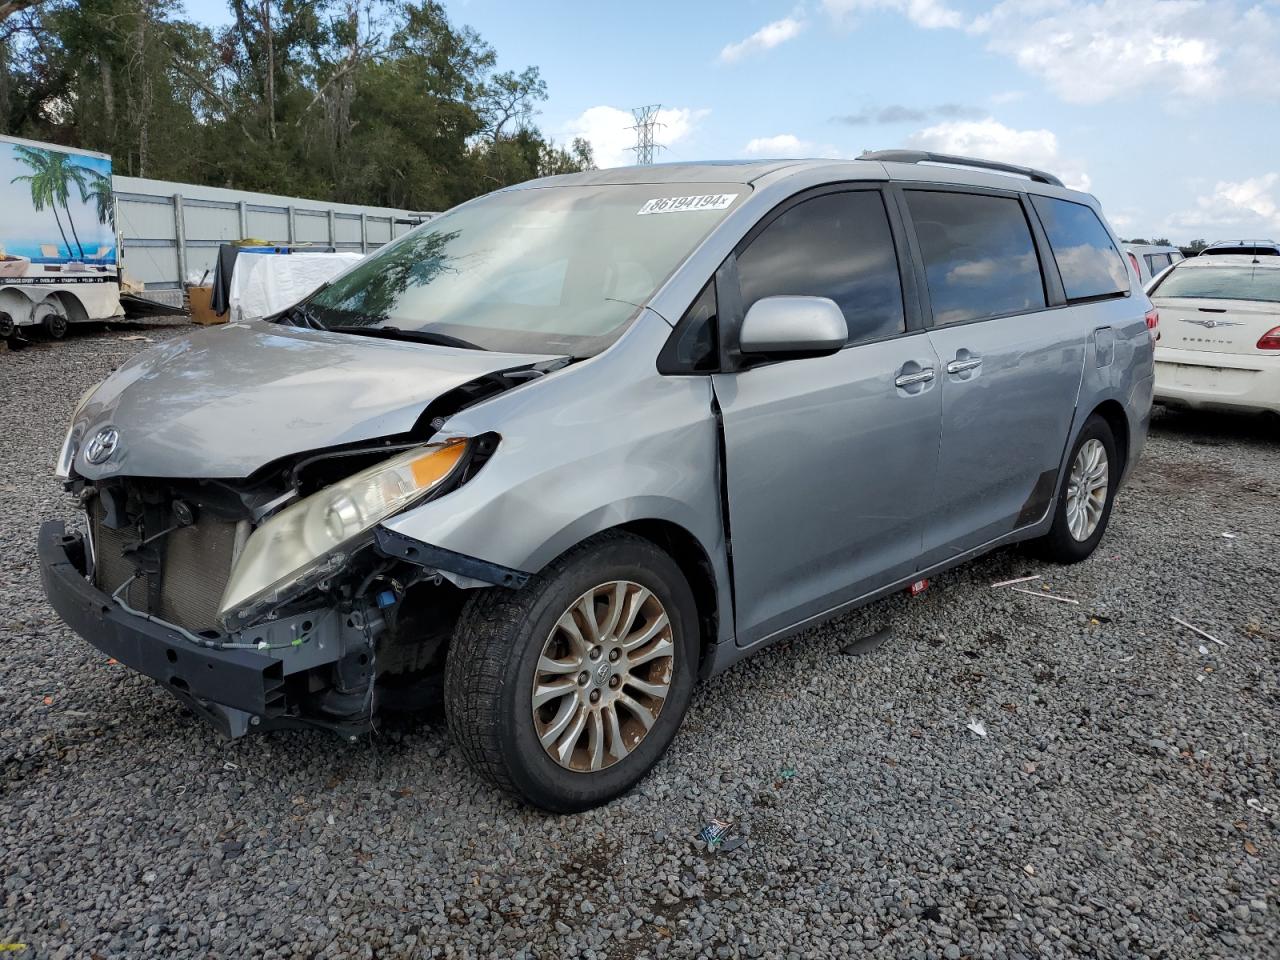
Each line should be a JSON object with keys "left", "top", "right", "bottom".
{"left": 858, "top": 149, "right": 1065, "bottom": 188}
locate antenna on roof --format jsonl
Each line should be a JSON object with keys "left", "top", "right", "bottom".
{"left": 629, "top": 105, "right": 665, "bottom": 166}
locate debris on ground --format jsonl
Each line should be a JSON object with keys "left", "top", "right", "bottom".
{"left": 697, "top": 818, "right": 731, "bottom": 846}
{"left": 1011, "top": 586, "right": 1079, "bottom": 605}
{"left": 1171, "top": 616, "right": 1225, "bottom": 647}
{"left": 718, "top": 836, "right": 747, "bottom": 854}
{"left": 966, "top": 718, "right": 988, "bottom": 738}
{"left": 990, "top": 574, "right": 1042, "bottom": 588}
{"left": 840, "top": 626, "right": 892, "bottom": 657}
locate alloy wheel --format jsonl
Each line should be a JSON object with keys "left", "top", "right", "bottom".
{"left": 1065, "top": 438, "right": 1109, "bottom": 541}
{"left": 531, "top": 581, "right": 674, "bottom": 773}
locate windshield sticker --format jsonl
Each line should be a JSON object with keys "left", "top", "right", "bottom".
{"left": 637, "top": 194, "right": 738, "bottom": 216}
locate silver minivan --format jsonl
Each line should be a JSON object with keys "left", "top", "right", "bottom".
{"left": 40, "top": 152, "right": 1154, "bottom": 810}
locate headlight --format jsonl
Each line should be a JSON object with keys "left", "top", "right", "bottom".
{"left": 218, "top": 439, "right": 471, "bottom": 623}
{"left": 55, "top": 381, "right": 104, "bottom": 480}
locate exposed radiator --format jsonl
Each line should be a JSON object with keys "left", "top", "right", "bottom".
{"left": 90, "top": 499, "right": 239, "bottom": 632}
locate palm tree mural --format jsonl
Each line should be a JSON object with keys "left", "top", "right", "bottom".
{"left": 77, "top": 166, "right": 115, "bottom": 229}
{"left": 10, "top": 145, "right": 72, "bottom": 258}
{"left": 8, "top": 145, "right": 89, "bottom": 259}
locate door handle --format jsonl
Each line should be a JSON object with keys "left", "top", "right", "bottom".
{"left": 895, "top": 368, "right": 935, "bottom": 388}
{"left": 946, "top": 357, "right": 983, "bottom": 374}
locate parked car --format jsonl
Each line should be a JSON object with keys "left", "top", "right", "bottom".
{"left": 1149, "top": 254, "right": 1280, "bottom": 414}
{"left": 1123, "top": 242, "right": 1183, "bottom": 285}
{"left": 39, "top": 151, "right": 1154, "bottom": 811}
{"left": 1198, "top": 239, "right": 1280, "bottom": 258}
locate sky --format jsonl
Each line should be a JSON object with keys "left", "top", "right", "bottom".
{"left": 182, "top": 0, "right": 1280, "bottom": 244}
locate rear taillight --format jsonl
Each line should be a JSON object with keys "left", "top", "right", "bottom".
{"left": 1145, "top": 308, "right": 1160, "bottom": 341}
{"left": 1128, "top": 252, "right": 1142, "bottom": 278}
{"left": 1258, "top": 326, "right": 1280, "bottom": 350}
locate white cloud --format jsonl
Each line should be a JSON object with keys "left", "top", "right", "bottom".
{"left": 823, "top": 0, "right": 964, "bottom": 30}
{"left": 719, "top": 16, "right": 806, "bottom": 63}
{"left": 903, "top": 117, "right": 1091, "bottom": 191}
{"left": 1164, "top": 173, "right": 1280, "bottom": 239}
{"left": 563, "top": 106, "right": 708, "bottom": 169}
{"left": 1215, "top": 174, "right": 1280, "bottom": 223}
{"left": 970, "top": 0, "right": 1280, "bottom": 105}
{"left": 743, "top": 134, "right": 813, "bottom": 156}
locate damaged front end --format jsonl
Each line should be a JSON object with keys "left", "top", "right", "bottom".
{"left": 38, "top": 429, "right": 526, "bottom": 740}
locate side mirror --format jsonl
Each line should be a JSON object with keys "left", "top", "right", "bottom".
{"left": 739, "top": 296, "right": 847, "bottom": 356}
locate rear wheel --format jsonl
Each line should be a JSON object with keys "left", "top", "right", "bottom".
{"left": 42, "top": 312, "right": 68, "bottom": 339}
{"left": 1030, "top": 415, "right": 1119, "bottom": 563}
{"left": 0, "top": 311, "right": 13, "bottom": 339}
{"left": 445, "top": 532, "right": 698, "bottom": 812}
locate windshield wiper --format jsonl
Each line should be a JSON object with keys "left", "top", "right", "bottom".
{"left": 326, "top": 325, "right": 488, "bottom": 351}
{"left": 285, "top": 303, "right": 325, "bottom": 329}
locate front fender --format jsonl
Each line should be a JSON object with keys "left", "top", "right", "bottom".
{"left": 377, "top": 310, "right": 736, "bottom": 644}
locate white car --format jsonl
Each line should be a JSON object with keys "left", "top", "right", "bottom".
{"left": 1149, "top": 255, "right": 1280, "bottom": 414}
{"left": 1123, "top": 243, "right": 1183, "bottom": 285}
{"left": 1198, "top": 239, "right": 1280, "bottom": 258}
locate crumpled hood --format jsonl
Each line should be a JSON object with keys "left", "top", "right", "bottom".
{"left": 73, "top": 320, "right": 563, "bottom": 479}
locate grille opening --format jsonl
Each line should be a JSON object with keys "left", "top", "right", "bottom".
{"left": 90, "top": 495, "right": 240, "bottom": 632}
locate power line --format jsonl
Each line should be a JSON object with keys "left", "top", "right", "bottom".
{"left": 629, "top": 105, "right": 665, "bottom": 166}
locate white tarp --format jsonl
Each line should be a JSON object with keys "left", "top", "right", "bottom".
{"left": 228, "top": 252, "right": 365, "bottom": 322}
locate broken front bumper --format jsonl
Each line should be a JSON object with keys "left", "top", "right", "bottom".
{"left": 38, "top": 521, "right": 366, "bottom": 739}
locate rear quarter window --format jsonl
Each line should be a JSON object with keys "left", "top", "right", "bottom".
{"left": 1031, "top": 196, "right": 1129, "bottom": 301}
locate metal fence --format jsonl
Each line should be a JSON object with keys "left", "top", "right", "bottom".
{"left": 113, "top": 175, "right": 433, "bottom": 300}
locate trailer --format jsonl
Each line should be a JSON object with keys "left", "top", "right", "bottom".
{"left": 0, "top": 134, "right": 121, "bottom": 338}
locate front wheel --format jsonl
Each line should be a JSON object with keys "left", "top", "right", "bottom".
{"left": 444, "top": 532, "right": 699, "bottom": 812}
{"left": 1030, "top": 414, "right": 1119, "bottom": 563}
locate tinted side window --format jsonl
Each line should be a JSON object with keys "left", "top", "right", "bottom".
{"left": 1031, "top": 195, "right": 1129, "bottom": 300}
{"left": 737, "top": 191, "right": 905, "bottom": 344}
{"left": 905, "top": 191, "right": 1046, "bottom": 326}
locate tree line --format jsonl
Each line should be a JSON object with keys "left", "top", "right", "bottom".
{"left": 0, "top": 0, "right": 594, "bottom": 212}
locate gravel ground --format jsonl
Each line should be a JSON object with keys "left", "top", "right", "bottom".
{"left": 2, "top": 325, "right": 1278, "bottom": 960}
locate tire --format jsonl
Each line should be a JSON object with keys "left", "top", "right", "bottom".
{"left": 43, "top": 313, "right": 68, "bottom": 339}
{"left": 1030, "top": 414, "right": 1119, "bottom": 563}
{"left": 0, "top": 312, "right": 13, "bottom": 339}
{"left": 445, "top": 531, "right": 699, "bottom": 812}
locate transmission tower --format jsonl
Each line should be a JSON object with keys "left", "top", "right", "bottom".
{"left": 629, "top": 105, "right": 665, "bottom": 166}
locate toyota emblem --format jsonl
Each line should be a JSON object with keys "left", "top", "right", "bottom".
{"left": 84, "top": 427, "right": 120, "bottom": 465}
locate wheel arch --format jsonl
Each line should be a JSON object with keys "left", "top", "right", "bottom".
{"left": 515, "top": 510, "right": 729, "bottom": 670}
{"left": 46, "top": 289, "right": 91, "bottom": 324}
{"left": 1087, "top": 398, "right": 1131, "bottom": 475}
{"left": 0, "top": 285, "right": 38, "bottom": 324}
{"left": 609, "top": 518, "right": 722, "bottom": 671}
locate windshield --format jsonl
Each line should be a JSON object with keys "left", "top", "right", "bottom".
{"left": 304, "top": 182, "right": 748, "bottom": 356}
{"left": 1152, "top": 265, "right": 1280, "bottom": 302}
